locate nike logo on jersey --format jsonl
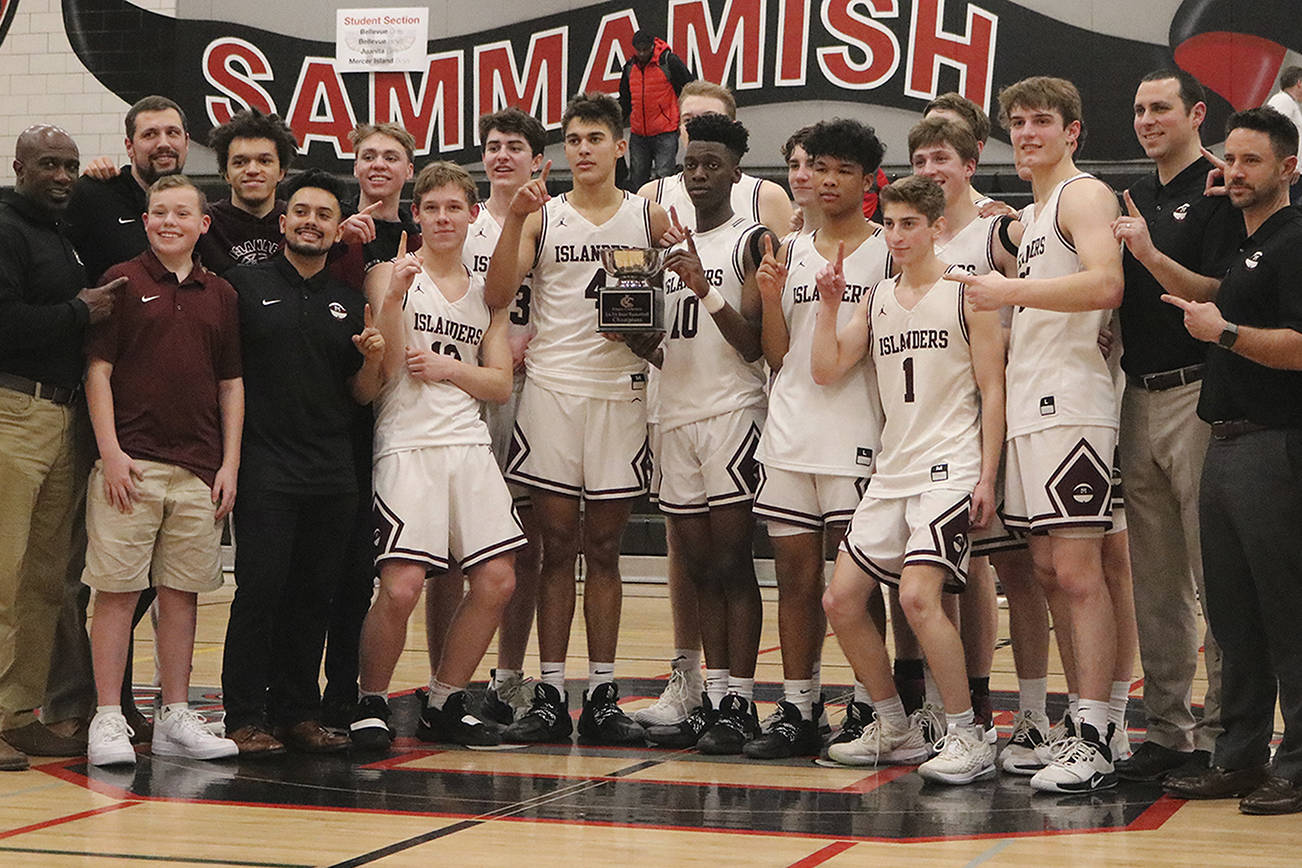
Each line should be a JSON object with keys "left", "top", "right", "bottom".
{"left": 140, "top": 295, "right": 160, "bottom": 303}
{"left": 262, "top": 298, "right": 283, "bottom": 306}
{"left": 117, "top": 217, "right": 135, "bottom": 224}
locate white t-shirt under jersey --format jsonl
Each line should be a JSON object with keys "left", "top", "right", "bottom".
{"left": 868, "top": 269, "right": 981, "bottom": 496}
{"left": 757, "top": 228, "right": 891, "bottom": 476}
{"left": 373, "top": 268, "right": 492, "bottom": 458}
{"left": 1007, "top": 173, "right": 1116, "bottom": 439}
{"left": 658, "top": 214, "right": 767, "bottom": 431}
{"left": 525, "top": 191, "right": 655, "bottom": 400}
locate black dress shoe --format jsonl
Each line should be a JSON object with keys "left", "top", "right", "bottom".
{"left": 1164, "top": 764, "right": 1270, "bottom": 799}
{"left": 1115, "top": 741, "right": 1192, "bottom": 782}
{"left": 1240, "top": 776, "right": 1302, "bottom": 815}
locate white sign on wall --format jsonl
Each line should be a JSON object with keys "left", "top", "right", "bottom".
{"left": 335, "top": 7, "right": 429, "bottom": 71}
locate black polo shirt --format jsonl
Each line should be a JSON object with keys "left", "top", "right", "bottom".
{"left": 0, "top": 190, "right": 90, "bottom": 389}
{"left": 64, "top": 168, "right": 149, "bottom": 283}
{"left": 227, "top": 255, "right": 366, "bottom": 495}
{"left": 1120, "top": 157, "right": 1244, "bottom": 376}
{"left": 1198, "top": 205, "right": 1302, "bottom": 428}
{"left": 196, "top": 198, "right": 286, "bottom": 275}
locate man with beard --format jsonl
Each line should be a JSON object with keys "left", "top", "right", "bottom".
{"left": 220, "top": 170, "right": 384, "bottom": 756}
{"left": 66, "top": 96, "right": 189, "bottom": 284}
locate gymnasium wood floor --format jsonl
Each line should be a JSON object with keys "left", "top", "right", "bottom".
{"left": 2, "top": 568, "right": 1293, "bottom": 868}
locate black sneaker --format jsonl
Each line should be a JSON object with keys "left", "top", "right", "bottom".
{"left": 349, "top": 695, "right": 392, "bottom": 752}
{"left": 502, "top": 683, "right": 572, "bottom": 743}
{"left": 823, "top": 700, "right": 873, "bottom": 757}
{"left": 418, "top": 691, "right": 502, "bottom": 747}
{"left": 697, "top": 694, "right": 760, "bottom": 755}
{"left": 645, "top": 693, "right": 716, "bottom": 748}
{"left": 578, "top": 682, "right": 645, "bottom": 744}
{"left": 742, "top": 700, "right": 819, "bottom": 759}
{"left": 1116, "top": 741, "right": 1197, "bottom": 782}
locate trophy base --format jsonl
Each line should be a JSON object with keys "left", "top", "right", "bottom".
{"left": 598, "top": 287, "right": 663, "bottom": 333}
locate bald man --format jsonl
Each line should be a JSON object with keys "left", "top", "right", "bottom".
{"left": 0, "top": 126, "right": 119, "bottom": 769}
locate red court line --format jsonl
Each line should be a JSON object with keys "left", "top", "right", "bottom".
{"left": 1127, "top": 794, "right": 1185, "bottom": 831}
{"left": 788, "top": 840, "right": 856, "bottom": 867}
{"left": 0, "top": 801, "right": 141, "bottom": 840}
{"left": 838, "top": 765, "right": 914, "bottom": 794}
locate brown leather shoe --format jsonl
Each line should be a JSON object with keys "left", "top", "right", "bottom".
{"left": 45, "top": 717, "right": 90, "bottom": 742}
{"left": 227, "top": 725, "right": 286, "bottom": 757}
{"left": 0, "top": 739, "right": 29, "bottom": 771}
{"left": 1240, "top": 776, "right": 1302, "bottom": 815}
{"left": 1, "top": 720, "right": 87, "bottom": 756}
{"left": 277, "top": 720, "right": 350, "bottom": 753}
{"left": 122, "top": 705, "right": 153, "bottom": 745}
{"left": 1164, "top": 764, "right": 1270, "bottom": 799}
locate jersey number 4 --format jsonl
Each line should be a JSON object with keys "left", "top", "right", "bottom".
{"left": 584, "top": 269, "right": 608, "bottom": 308}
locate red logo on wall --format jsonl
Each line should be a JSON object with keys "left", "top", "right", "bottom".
{"left": 0, "top": 1, "right": 18, "bottom": 50}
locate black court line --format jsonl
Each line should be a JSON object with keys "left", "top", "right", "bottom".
{"left": 329, "top": 754, "right": 672, "bottom": 866}
{"left": 0, "top": 846, "right": 309, "bottom": 867}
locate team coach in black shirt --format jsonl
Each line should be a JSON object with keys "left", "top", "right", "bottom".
{"left": 0, "top": 125, "right": 119, "bottom": 769}
{"left": 220, "top": 170, "right": 385, "bottom": 756}
{"left": 1161, "top": 107, "right": 1302, "bottom": 815}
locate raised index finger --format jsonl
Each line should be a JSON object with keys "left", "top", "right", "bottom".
{"left": 835, "top": 240, "right": 845, "bottom": 272}
{"left": 539, "top": 159, "right": 552, "bottom": 184}
{"left": 363, "top": 302, "right": 373, "bottom": 327}
{"left": 762, "top": 233, "right": 775, "bottom": 260}
{"left": 396, "top": 231, "right": 408, "bottom": 258}
{"left": 684, "top": 227, "right": 699, "bottom": 259}
{"left": 1123, "top": 189, "right": 1141, "bottom": 218}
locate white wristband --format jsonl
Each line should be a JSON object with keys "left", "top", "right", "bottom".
{"left": 701, "top": 286, "right": 726, "bottom": 314}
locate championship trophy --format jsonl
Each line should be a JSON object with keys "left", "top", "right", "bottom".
{"left": 596, "top": 247, "right": 667, "bottom": 333}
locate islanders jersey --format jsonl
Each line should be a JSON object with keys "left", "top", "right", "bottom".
{"left": 757, "top": 228, "right": 891, "bottom": 475}
{"left": 463, "top": 207, "right": 533, "bottom": 343}
{"left": 373, "top": 268, "right": 492, "bottom": 457}
{"left": 658, "top": 214, "right": 767, "bottom": 430}
{"left": 1007, "top": 173, "right": 1116, "bottom": 438}
{"left": 868, "top": 270, "right": 981, "bottom": 496}
{"left": 526, "top": 192, "right": 655, "bottom": 400}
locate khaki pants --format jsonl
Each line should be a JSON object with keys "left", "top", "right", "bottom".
{"left": 0, "top": 389, "right": 87, "bottom": 730}
{"left": 1119, "top": 380, "right": 1222, "bottom": 752}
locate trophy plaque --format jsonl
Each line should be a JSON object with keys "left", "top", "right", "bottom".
{"left": 596, "top": 247, "right": 667, "bottom": 333}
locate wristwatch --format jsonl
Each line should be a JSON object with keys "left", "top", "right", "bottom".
{"left": 1217, "top": 322, "right": 1239, "bottom": 350}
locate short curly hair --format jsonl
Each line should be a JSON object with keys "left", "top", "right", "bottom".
{"left": 208, "top": 108, "right": 298, "bottom": 173}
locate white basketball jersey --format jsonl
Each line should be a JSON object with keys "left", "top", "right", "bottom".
{"left": 1007, "top": 174, "right": 1116, "bottom": 438}
{"left": 757, "top": 228, "right": 891, "bottom": 475}
{"left": 936, "top": 213, "right": 1000, "bottom": 275}
{"left": 463, "top": 208, "right": 532, "bottom": 343}
{"left": 868, "top": 270, "right": 981, "bottom": 496}
{"left": 652, "top": 171, "right": 766, "bottom": 230}
{"left": 373, "top": 269, "right": 492, "bottom": 458}
{"left": 658, "top": 215, "right": 768, "bottom": 430}
{"left": 526, "top": 192, "right": 655, "bottom": 400}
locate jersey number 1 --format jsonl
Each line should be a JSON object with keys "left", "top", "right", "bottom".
{"left": 902, "top": 356, "right": 915, "bottom": 403}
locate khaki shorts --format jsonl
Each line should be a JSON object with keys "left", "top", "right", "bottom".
{"left": 82, "top": 459, "right": 223, "bottom": 594}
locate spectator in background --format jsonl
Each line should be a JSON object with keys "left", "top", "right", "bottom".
{"left": 1264, "top": 65, "right": 1302, "bottom": 202}
{"left": 619, "top": 29, "right": 693, "bottom": 190}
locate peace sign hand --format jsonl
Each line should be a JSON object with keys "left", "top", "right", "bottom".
{"left": 755, "top": 233, "right": 787, "bottom": 303}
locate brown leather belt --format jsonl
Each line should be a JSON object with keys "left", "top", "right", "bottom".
{"left": 1131, "top": 364, "right": 1204, "bottom": 392}
{"left": 1209, "top": 419, "right": 1270, "bottom": 440}
{"left": 0, "top": 372, "right": 79, "bottom": 405}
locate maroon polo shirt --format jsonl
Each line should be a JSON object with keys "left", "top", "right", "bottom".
{"left": 86, "top": 249, "right": 242, "bottom": 487}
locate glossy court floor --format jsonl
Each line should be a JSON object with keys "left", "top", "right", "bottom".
{"left": 1, "top": 573, "right": 1293, "bottom": 867}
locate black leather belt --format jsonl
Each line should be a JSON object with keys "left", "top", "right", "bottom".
{"left": 1131, "top": 364, "right": 1204, "bottom": 392}
{"left": 0, "top": 372, "right": 79, "bottom": 405}
{"left": 1209, "top": 419, "right": 1270, "bottom": 440}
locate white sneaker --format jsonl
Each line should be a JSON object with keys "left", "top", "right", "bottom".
{"left": 827, "top": 712, "right": 930, "bottom": 767}
{"left": 88, "top": 711, "right": 136, "bottom": 767}
{"left": 1030, "top": 721, "right": 1116, "bottom": 793}
{"left": 1000, "top": 709, "right": 1051, "bottom": 775}
{"left": 910, "top": 702, "right": 947, "bottom": 755}
{"left": 919, "top": 725, "right": 997, "bottom": 785}
{"left": 152, "top": 708, "right": 238, "bottom": 760}
{"left": 632, "top": 668, "right": 699, "bottom": 726}
{"left": 1040, "top": 711, "right": 1076, "bottom": 764}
